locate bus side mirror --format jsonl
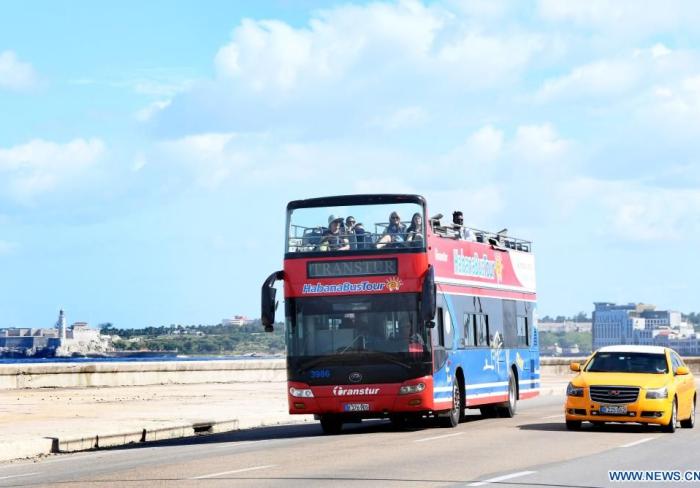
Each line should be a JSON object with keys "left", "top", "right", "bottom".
{"left": 420, "top": 265, "right": 436, "bottom": 325}
{"left": 261, "top": 270, "right": 284, "bottom": 332}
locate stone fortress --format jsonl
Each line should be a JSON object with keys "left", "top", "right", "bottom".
{"left": 0, "top": 310, "right": 112, "bottom": 358}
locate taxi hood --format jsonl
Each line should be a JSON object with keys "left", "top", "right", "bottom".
{"left": 575, "top": 372, "right": 669, "bottom": 389}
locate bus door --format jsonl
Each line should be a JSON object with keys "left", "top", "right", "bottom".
{"left": 431, "top": 305, "right": 454, "bottom": 408}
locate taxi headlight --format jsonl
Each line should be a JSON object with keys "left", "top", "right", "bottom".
{"left": 289, "top": 387, "right": 314, "bottom": 398}
{"left": 566, "top": 382, "right": 584, "bottom": 397}
{"left": 399, "top": 382, "right": 426, "bottom": 395}
{"left": 645, "top": 387, "right": 668, "bottom": 399}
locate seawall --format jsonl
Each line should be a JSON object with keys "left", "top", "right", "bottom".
{"left": 1, "top": 357, "right": 698, "bottom": 390}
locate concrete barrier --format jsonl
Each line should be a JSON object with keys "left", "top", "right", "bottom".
{"left": 0, "top": 359, "right": 286, "bottom": 389}
{"left": 1, "top": 357, "right": 698, "bottom": 389}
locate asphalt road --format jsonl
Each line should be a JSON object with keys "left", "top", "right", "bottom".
{"left": 1, "top": 393, "right": 697, "bottom": 488}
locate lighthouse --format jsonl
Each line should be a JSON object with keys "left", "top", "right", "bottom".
{"left": 56, "top": 309, "right": 67, "bottom": 341}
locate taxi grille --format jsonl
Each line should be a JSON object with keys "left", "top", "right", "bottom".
{"left": 590, "top": 386, "right": 640, "bottom": 404}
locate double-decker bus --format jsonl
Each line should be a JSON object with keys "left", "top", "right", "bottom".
{"left": 261, "top": 194, "right": 539, "bottom": 434}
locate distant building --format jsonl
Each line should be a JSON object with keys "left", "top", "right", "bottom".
{"left": 0, "top": 310, "right": 112, "bottom": 357}
{"left": 222, "top": 315, "right": 252, "bottom": 327}
{"left": 592, "top": 302, "right": 699, "bottom": 355}
{"left": 538, "top": 321, "right": 591, "bottom": 333}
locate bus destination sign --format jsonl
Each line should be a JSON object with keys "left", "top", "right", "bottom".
{"left": 307, "top": 258, "right": 397, "bottom": 278}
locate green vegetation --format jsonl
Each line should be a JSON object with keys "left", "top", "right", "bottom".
{"left": 539, "top": 330, "right": 592, "bottom": 354}
{"left": 539, "top": 312, "right": 590, "bottom": 323}
{"left": 101, "top": 321, "right": 285, "bottom": 356}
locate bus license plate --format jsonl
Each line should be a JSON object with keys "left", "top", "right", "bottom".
{"left": 600, "top": 404, "right": 627, "bottom": 415}
{"left": 344, "top": 403, "right": 370, "bottom": 412}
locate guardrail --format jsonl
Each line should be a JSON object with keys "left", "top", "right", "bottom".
{"left": 1, "top": 357, "right": 698, "bottom": 389}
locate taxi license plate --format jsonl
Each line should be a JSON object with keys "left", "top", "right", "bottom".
{"left": 344, "top": 403, "right": 370, "bottom": 412}
{"left": 600, "top": 404, "right": 627, "bottom": 415}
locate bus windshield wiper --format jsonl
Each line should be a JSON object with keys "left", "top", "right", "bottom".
{"left": 363, "top": 351, "right": 412, "bottom": 370}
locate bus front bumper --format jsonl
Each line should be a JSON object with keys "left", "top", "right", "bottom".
{"left": 287, "top": 377, "right": 435, "bottom": 416}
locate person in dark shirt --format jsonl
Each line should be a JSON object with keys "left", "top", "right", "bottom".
{"left": 376, "top": 211, "right": 406, "bottom": 248}
{"left": 405, "top": 212, "right": 424, "bottom": 246}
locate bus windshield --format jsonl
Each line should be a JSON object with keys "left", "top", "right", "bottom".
{"left": 287, "top": 294, "right": 430, "bottom": 362}
{"left": 287, "top": 202, "right": 425, "bottom": 253}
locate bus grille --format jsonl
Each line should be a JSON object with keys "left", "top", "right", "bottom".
{"left": 590, "top": 386, "right": 640, "bottom": 404}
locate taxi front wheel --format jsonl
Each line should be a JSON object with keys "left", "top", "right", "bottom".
{"left": 663, "top": 399, "right": 677, "bottom": 433}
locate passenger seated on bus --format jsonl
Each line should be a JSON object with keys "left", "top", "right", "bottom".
{"left": 319, "top": 215, "right": 349, "bottom": 251}
{"left": 376, "top": 211, "right": 406, "bottom": 248}
{"left": 405, "top": 212, "right": 424, "bottom": 246}
{"left": 452, "top": 211, "right": 475, "bottom": 241}
{"left": 344, "top": 216, "right": 367, "bottom": 250}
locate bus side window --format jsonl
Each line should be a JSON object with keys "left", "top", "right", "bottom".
{"left": 475, "top": 314, "right": 489, "bottom": 347}
{"left": 516, "top": 316, "right": 529, "bottom": 347}
{"left": 462, "top": 313, "right": 475, "bottom": 348}
{"left": 435, "top": 307, "right": 445, "bottom": 347}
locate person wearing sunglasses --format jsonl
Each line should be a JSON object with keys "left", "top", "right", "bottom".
{"left": 376, "top": 211, "right": 406, "bottom": 248}
{"left": 453, "top": 211, "right": 475, "bottom": 241}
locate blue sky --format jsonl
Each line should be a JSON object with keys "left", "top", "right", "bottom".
{"left": 2, "top": 0, "right": 700, "bottom": 328}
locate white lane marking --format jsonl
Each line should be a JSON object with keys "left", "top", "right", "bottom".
{"left": 620, "top": 437, "right": 654, "bottom": 448}
{"left": 468, "top": 470, "right": 537, "bottom": 486}
{"left": 414, "top": 432, "right": 463, "bottom": 443}
{"left": 190, "top": 464, "right": 277, "bottom": 479}
{"left": 0, "top": 473, "right": 40, "bottom": 481}
{"left": 541, "top": 414, "right": 563, "bottom": 419}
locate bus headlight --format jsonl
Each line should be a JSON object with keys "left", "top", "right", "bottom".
{"left": 645, "top": 387, "right": 668, "bottom": 399}
{"left": 289, "top": 387, "right": 314, "bottom": 398}
{"left": 399, "top": 382, "right": 426, "bottom": 395}
{"left": 566, "top": 383, "right": 584, "bottom": 397}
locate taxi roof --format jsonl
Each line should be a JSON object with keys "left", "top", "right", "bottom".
{"left": 597, "top": 345, "right": 667, "bottom": 354}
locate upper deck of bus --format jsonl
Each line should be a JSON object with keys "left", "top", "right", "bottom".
{"left": 283, "top": 194, "right": 536, "bottom": 301}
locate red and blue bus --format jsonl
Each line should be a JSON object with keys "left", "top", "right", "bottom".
{"left": 262, "top": 194, "right": 539, "bottom": 434}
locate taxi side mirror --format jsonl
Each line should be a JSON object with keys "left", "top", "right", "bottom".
{"left": 676, "top": 366, "right": 690, "bottom": 376}
{"left": 570, "top": 362, "right": 581, "bottom": 372}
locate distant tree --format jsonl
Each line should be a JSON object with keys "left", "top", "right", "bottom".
{"left": 573, "top": 312, "right": 590, "bottom": 322}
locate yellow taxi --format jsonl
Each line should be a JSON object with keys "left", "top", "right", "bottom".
{"left": 565, "top": 345, "right": 696, "bottom": 432}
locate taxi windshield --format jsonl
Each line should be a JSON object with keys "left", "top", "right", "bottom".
{"left": 586, "top": 352, "right": 669, "bottom": 374}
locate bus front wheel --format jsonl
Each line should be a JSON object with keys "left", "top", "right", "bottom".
{"left": 439, "top": 382, "right": 461, "bottom": 428}
{"left": 319, "top": 414, "right": 343, "bottom": 435}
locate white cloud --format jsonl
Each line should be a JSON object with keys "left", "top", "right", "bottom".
{"left": 638, "top": 74, "right": 700, "bottom": 137}
{"left": 537, "top": 0, "right": 700, "bottom": 37}
{"left": 0, "top": 138, "right": 105, "bottom": 203}
{"left": 558, "top": 178, "right": 700, "bottom": 241}
{"left": 0, "top": 50, "right": 39, "bottom": 92}
{"left": 0, "top": 240, "right": 18, "bottom": 255}
{"left": 512, "top": 124, "right": 571, "bottom": 164}
{"left": 536, "top": 59, "right": 639, "bottom": 101}
{"left": 368, "top": 106, "right": 428, "bottom": 131}
{"left": 135, "top": 99, "right": 172, "bottom": 122}
{"left": 211, "top": 0, "right": 542, "bottom": 98}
